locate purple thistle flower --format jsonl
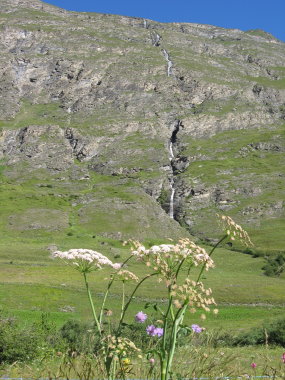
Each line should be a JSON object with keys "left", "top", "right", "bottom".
{"left": 135, "top": 311, "right": 147, "bottom": 323}
{"left": 146, "top": 325, "right": 156, "bottom": 336}
{"left": 154, "top": 327, "right": 164, "bottom": 337}
{"left": 146, "top": 325, "right": 164, "bottom": 337}
{"left": 191, "top": 324, "right": 202, "bottom": 333}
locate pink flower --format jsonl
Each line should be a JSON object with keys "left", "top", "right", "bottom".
{"left": 146, "top": 325, "right": 156, "bottom": 336}
{"left": 191, "top": 324, "right": 202, "bottom": 333}
{"left": 149, "top": 358, "right": 155, "bottom": 366}
{"left": 154, "top": 327, "right": 164, "bottom": 337}
{"left": 251, "top": 362, "right": 257, "bottom": 368}
{"left": 135, "top": 311, "right": 147, "bottom": 323}
{"left": 146, "top": 325, "right": 164, "bottom": 337}
{"left": 282, "top": 353, "right": 285, "bottom": 363}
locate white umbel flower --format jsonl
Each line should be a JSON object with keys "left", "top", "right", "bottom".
{"left": 52, "top": 248, "right": 116, "bottom": 273}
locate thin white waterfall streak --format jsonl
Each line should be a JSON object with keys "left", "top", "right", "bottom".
{"left": 169, "top": 180, "right": 175, "bottom": 219}
{"left": 162, "top": 49, "right": 173, "bottom": 76}
{"left": 168, "top": 141, "right": 175, "bottom": 219}
{"left": 169, "top": 141, "right": 174, "bottom": 159}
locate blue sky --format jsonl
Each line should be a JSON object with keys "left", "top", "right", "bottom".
{"left": 45, "top": 0, "right": 285, "bottom": 42}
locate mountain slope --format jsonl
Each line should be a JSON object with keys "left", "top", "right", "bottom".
{"left": 0, "top": 0, "right": 285, "bottom": 252}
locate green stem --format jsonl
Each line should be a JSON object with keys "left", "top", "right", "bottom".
{"left": 162, "top": 289, "right": 173, "bottom": 351}
{"left": 117, "top": 272, "right": 157, "bottom": 335}
{"left": 83, "top": 272, "right": 101, "bottom": 336}
{"left": 99, "top": 276, "right": 114, "bottom": 326}
{"left": 196, "top": 234, "right": 228, "bottom": 283}
{"left": 98, "top": 255, "right": 133, "bottom": 326}
{"left": 161, "top": 359, "right": 167, "bottom": 380}
{"left": 165, "top": 305, "right": 187, "bottom": 380}
{"left": 175, "top": 257, "right": 186, "bottom": 280}
{"left": 120, "top": 281, "right": 125, "bottom": 320}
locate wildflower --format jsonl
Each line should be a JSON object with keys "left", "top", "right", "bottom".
{"left": 218, "top": 214, "right": 253, "bottom": 246}
{"left": 52, "top": 248, "right": 115, "bottom": 273}
{"left": 122, "top": 358, "right": 131, "bottom": 366}
{"left": 149, "top": 358, "right": 155, "bottom": 366}
{"left": 154, "top": 327, "right": 164, "bottom": 337}
{"left": 282, "top": 353, "right": 285, "bottom": 363}
{"left": 117, "top": 270, "right": 139, "bottom": 282}
{"left": 135, "top": 311, "right": 147, "bottom": 323}
{"left": 105, "top": 335, "right": 141, "bottom": 358}
{"left": 251, "top": 362, "right": 257, "bottom": 368}
{"left": 131, "top": 239, "right": 214, "bottom": 282}
{"left": 146, "top": 325, "right": 156, "bottom": 336}
{"left": 104, "top": 309, "right": 113, "bottom": 317}
{"left": 146, "top": 325, "right": 164, "bottom": 337}
{"left": 173, "top": 278, "right": 216, "bottom": 314}
{"left": 191, "top": 324, "right": 202, "bottom": 333}
{"left": 113, "top": 263, "right": 122, "bottom": 270}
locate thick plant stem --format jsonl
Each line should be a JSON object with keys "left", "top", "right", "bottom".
{"left": 83, "top": 272, "right": 101, "bottom": 336}
{"left": 161, "top": 359, "right": 167, "bottom": 380}
{"left": 162, "top": 290, "right": 173, "bottom": 351}
{"left": 165, "top": 305, "right": 187, "bottom": 379}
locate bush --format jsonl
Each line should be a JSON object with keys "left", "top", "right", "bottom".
{"left": 60, "top": 320, "right": 99, "bottom": 354}
{"left": 234, "top": 317, "right": 285, "bottom": 346}
{"left": 0, "top": 313, "right": 40, "bottom": 363}
{"left": 262, "top": 254, "right": 285, "bottom": 277}
{"left": 266, "top": 317, "right": 285, "bottom": 346}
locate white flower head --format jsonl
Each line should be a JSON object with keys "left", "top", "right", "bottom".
{"left": 52, "top": 248, "right": 115, "bottom": 273}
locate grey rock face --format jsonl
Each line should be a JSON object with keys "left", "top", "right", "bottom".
{"left": 0, "top": 0, "right": 284, "bottom": 244}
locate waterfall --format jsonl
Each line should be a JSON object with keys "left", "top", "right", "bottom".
{"left": 167, "top": 121, "right": 182, "bottom": 219}
{"left": 169, "top": 141, "right": 174, "bottom": 159}
{"left": 169, "top": 179, "right": 175, "bottom": 219}
{"left": 162, "top": 49, "right": 173, "bottom": 76}
{"left": 168, "top": 142, "right": 175, "bottom": 219}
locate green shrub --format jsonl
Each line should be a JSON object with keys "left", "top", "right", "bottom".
{"left": 60, "top": 320, "right": 99, "bottom": 353}
{"left": 262, "top": 254, "right": 285, "bottom": 277}
{"left": 234, "top": 317, "right": 285, "bottom": 346}
{"left": 0, "top": 313, "right": 40, "bottom": 363}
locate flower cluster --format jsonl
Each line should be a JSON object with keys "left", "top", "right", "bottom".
{"left": 146, "top": 325, "right": 164, "bottom": 337}
{"left": 130, "top": 239, "right": 214, "bottom": 281}
{"left": 171, "top": 278, "right": 217, "bottom": 317}
{"left": 52, "top": 249, "right": 117, "bottom": 273}
{"left": 218, "top": 214, "right": 253, "bottom": 247}
{"left": 116, "top": 270, "right": 139, "bottom": 282}
{"left": 105, "top": 335, "right": 141, "bottom": 358}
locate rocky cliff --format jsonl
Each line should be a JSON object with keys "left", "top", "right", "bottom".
{"left": 0, "top": 0, "right": 285, "bottom": 251}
